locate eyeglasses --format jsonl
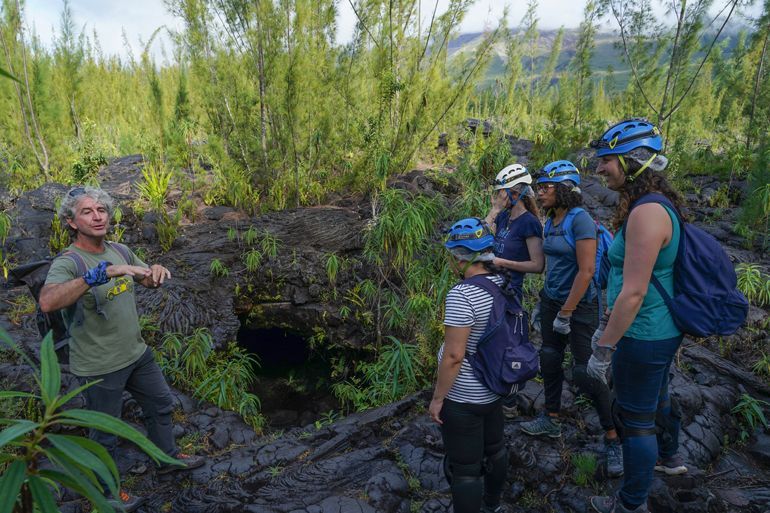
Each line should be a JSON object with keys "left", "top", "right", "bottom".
{"left": 68, "top": 187, "right": 86, "bottom": 197}
{"left": 536, "top": 184, "right": 556, "bottom": 192}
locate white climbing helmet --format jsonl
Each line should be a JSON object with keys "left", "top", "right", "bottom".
{"left": 493, "top": 163, "right": 532, "bottom": 190}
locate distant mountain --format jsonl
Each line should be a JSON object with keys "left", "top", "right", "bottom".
{"left": 449, "top": 23, "right": 749, "bottom": 89}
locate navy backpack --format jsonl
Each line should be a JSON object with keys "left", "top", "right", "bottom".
{"left": 628, "top": 193, "right": 749, "bottom": 337}
{"left": 544, "top": 207, "right": 614, "bottom": 290}
{"left": 461, "top": 275, "right": 539, "bottom": 396}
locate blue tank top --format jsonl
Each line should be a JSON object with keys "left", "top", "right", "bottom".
{"left": 606, "top": 204, "right": 681, "bottom": 340}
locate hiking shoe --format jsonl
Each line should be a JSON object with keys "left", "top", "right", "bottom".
{"left": 589, "top": 494, "right": 649, "bottom": 513}
{"left": 519, "top": 412, "right": 562, "bottom": 438}
{"left": 108, "top": 489, "right": 145, "bottom": 513}
{"left": 157, "top": 452, "right": 205, "bottom": 474}
{"left": 654, "top": 454, "right": 688, "bottom": 475}
{"left": 605, "top": 438, "right": 624, "bottom": 478}
{"left": 502, "top": 404, "right": 518, "bottom": 419}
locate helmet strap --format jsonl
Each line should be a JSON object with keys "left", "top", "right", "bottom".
{"left": 505, "top": 189, "right": 519, "bottom": 209}
{"left": 625, "top": 153, "right": 658, "bottom": 182}
{"left": 451, "top": 256, "right": 478, "bottom": 279}
{"left": 617, "top": 154, "right": 628, "bottom": 173}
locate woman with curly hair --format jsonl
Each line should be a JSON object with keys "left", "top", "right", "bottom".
{"left": 587, "top": 119, "right": 688, "bottom": 513}
{"left": 519, "top": 160, "right": 622, "bottom": 478}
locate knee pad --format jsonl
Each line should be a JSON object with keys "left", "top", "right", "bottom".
{"left": 612, "top": 399, "right": 657, "bottom": 439}
{"left": 443, "top": 456, "right": 482, "bottom": 485}
{"left": 539, "top": 346, "right": 563, "bottom": 376}
{"left": 483, "top": 443, "right": 508, "bottom": 477}
{"left": 572, "top": 364, "right": 590, "bottom": 389}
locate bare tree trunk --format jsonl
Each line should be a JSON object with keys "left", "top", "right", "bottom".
{"left": 255, "top": 12, "right": 269, "bottom": 177}
{"left": 0, "top": 12, "right": 50, "bottom": 179}
{"left": 747, "top": 30, "right": 769, "bottom": 150}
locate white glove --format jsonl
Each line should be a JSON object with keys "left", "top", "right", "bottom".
{"left": 552, "top": 313, "right": 571, "bottom": 335}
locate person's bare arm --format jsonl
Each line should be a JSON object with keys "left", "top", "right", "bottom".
{"left": 40, "top": 264, "right": 151, "bottom": 312}
{"left": 429, "top": 326, "right": 471, "bottom": 424}
{"left": 559, "top": 238, "right": 596, "bottom": 315}
{"left": 493, "top": 236, "right": 544, "bottom": 273}
{"left": 598, "top": 203, "right": 672, "bottom": 346}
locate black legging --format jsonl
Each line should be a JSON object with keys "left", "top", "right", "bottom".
{"left": 539, "top": 290, "right": 614, "bottom": 431}
{"left": 441, "top": 398, "right": 506, "bottom": 512}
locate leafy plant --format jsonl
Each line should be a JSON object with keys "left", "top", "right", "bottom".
{"left": 243, "top": 226, "right": 259, "bottom": 246}
{"left": 0, "top": 330, "right": 177, "bottom": 513}
{"left": 736, "top": 263, "right": 770, "bottom": 307}
{"left": 48, "top": 214, "right": 70, "bottom": 255}
{"left": 153, "top": 330, "right": 265, "bottom": 432}
{"left": 325, "top": 253, "right": 340, "bottom": 288}
{"left": 6, "top": 294, "right": 36, "bottom": 325}
{"left": 136, "top": 162, "right": 173, "bottom": 212}
{"left": 260, "top": 231, "right": 280, "bottom": 260}
{"left": 752, "top": 352, "right": 770, "bottom": 379}
{"left": 209, "top": 258, "right": 230, "bottom": 278}
{"left": 243, "top": 249, "right": 263, "bottom": 274}
{"left": 732, "top": 393, "right": 770, "bottom": 442}
{"left": 571, "top": 452, "right": 598, "bottom": 487}
{"left": 333, "top": 336, "right": 419, "bottom": 411}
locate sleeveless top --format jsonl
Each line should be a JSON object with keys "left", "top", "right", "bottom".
{"left": 606, "top": 204, "right": 682, "bottom": 340}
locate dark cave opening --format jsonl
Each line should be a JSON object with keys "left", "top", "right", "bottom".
{"left": 237, "top": 325, "right": 340, "bottom": 429}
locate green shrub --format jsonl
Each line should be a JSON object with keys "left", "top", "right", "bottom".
{"left": 571, "top": 452, "right": 598, "bottom": 487}
{"left": 732, "top": 393, "right": 770, "bottom": 442}
{"left": 0, "top": 330, "right": 176, "bottom": 512}
{"left": 736, "top": 263, "right": 770, "bottom": 307}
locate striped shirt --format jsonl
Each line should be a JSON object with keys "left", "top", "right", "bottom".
{"left": 439, "top": 274, "right": 504, "bottom": 404}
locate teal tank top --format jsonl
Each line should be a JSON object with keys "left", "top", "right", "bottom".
{"left": 606, "top": 204, "right": 681, "bottom": 340}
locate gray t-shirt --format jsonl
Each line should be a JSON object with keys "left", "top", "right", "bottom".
{"left": 543, "top": 209, "right": 597, "bottom": 303}
{"left": 44, "top": 243, "right": 148, "bottom": 377}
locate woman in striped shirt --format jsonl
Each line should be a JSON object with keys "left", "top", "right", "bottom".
{"left": 429, "top": 217, "right": 507, "bottom": 513}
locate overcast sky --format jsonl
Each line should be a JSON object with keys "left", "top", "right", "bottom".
{"left": 23, "top": 0, "right": 762, "bottom": 61}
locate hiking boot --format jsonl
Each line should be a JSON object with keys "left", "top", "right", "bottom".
{"left": 654, "top": 454, "right": 688, "bottom": 475}
{"left": 108, "top": 489, "right": 145, "bottom": 513}
{"left": 589, "top": 494, "right": 649, "bottom": 513}
{"left": 502, "top": 404, "right": 518, "bottom": 419}
{"left": 157, "top": 452, "right": 206, "bottom": 475}
{"left": 605, "top": 437, "right": 624, "bottom": 478}
{"left": 519, "top": 412, "right": 562, "bottom": 438}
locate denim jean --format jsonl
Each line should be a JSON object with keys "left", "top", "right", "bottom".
{"left": 79, "top": 347, "right": 178, "bottom": 463}
{"left": 538, "top": 291, "right": 614, "bottom": 431}
{"left": 612, "top": 334, "right": 684, "bottom": 508}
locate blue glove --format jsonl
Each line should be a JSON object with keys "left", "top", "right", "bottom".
{"left": 531, "top": 302, "right": 542, "bottom": 333}
{"left": 83, "top": 261, "right": 111, "bottom": 287}
{"left": 552, "top": 313, "right": 571, "bottom": 335}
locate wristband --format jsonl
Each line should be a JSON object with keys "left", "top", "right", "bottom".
{"left": 83, "top": 261, "right": 111, "bottom": 287}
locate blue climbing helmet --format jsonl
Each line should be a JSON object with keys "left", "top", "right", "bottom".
{"left": 591, "top": 118, "right": 662, "bottom": 157}
{"left": 444, "top": 217, "right": 495, "bottom": 252}
{"left": 536, "top": 160, "right": 581, "bottom": 185}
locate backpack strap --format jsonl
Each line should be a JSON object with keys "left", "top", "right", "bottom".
{"left": 105, "top": 241, "right": 133, "bottom": 265}
{"left": 545, "top": 208, "right": 584, "bottom": 249}
{"left": 462, "top": 274, "right": 504, "bottom": 301}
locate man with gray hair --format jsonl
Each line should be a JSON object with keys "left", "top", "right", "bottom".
{"left": 39, "top": 186, "right": 204, "bottom": 512}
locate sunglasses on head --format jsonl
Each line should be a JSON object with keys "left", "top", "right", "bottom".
{"left": 68, "top": 186, "right": 86, "bottom": 197}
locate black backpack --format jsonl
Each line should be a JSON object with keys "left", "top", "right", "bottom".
{"left": 6, "top": 242, "right": 132, "bottom": 363}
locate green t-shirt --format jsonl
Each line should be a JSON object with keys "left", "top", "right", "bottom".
{"left": 606, "top": 204, "right": 681, "bottom": 341}
{"left": 44, "top": 243, "right": 148, "bottom": 377}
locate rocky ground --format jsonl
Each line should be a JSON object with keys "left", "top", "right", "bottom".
{"left": 1, "top": 151, "right": 769, "bottom": 512}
